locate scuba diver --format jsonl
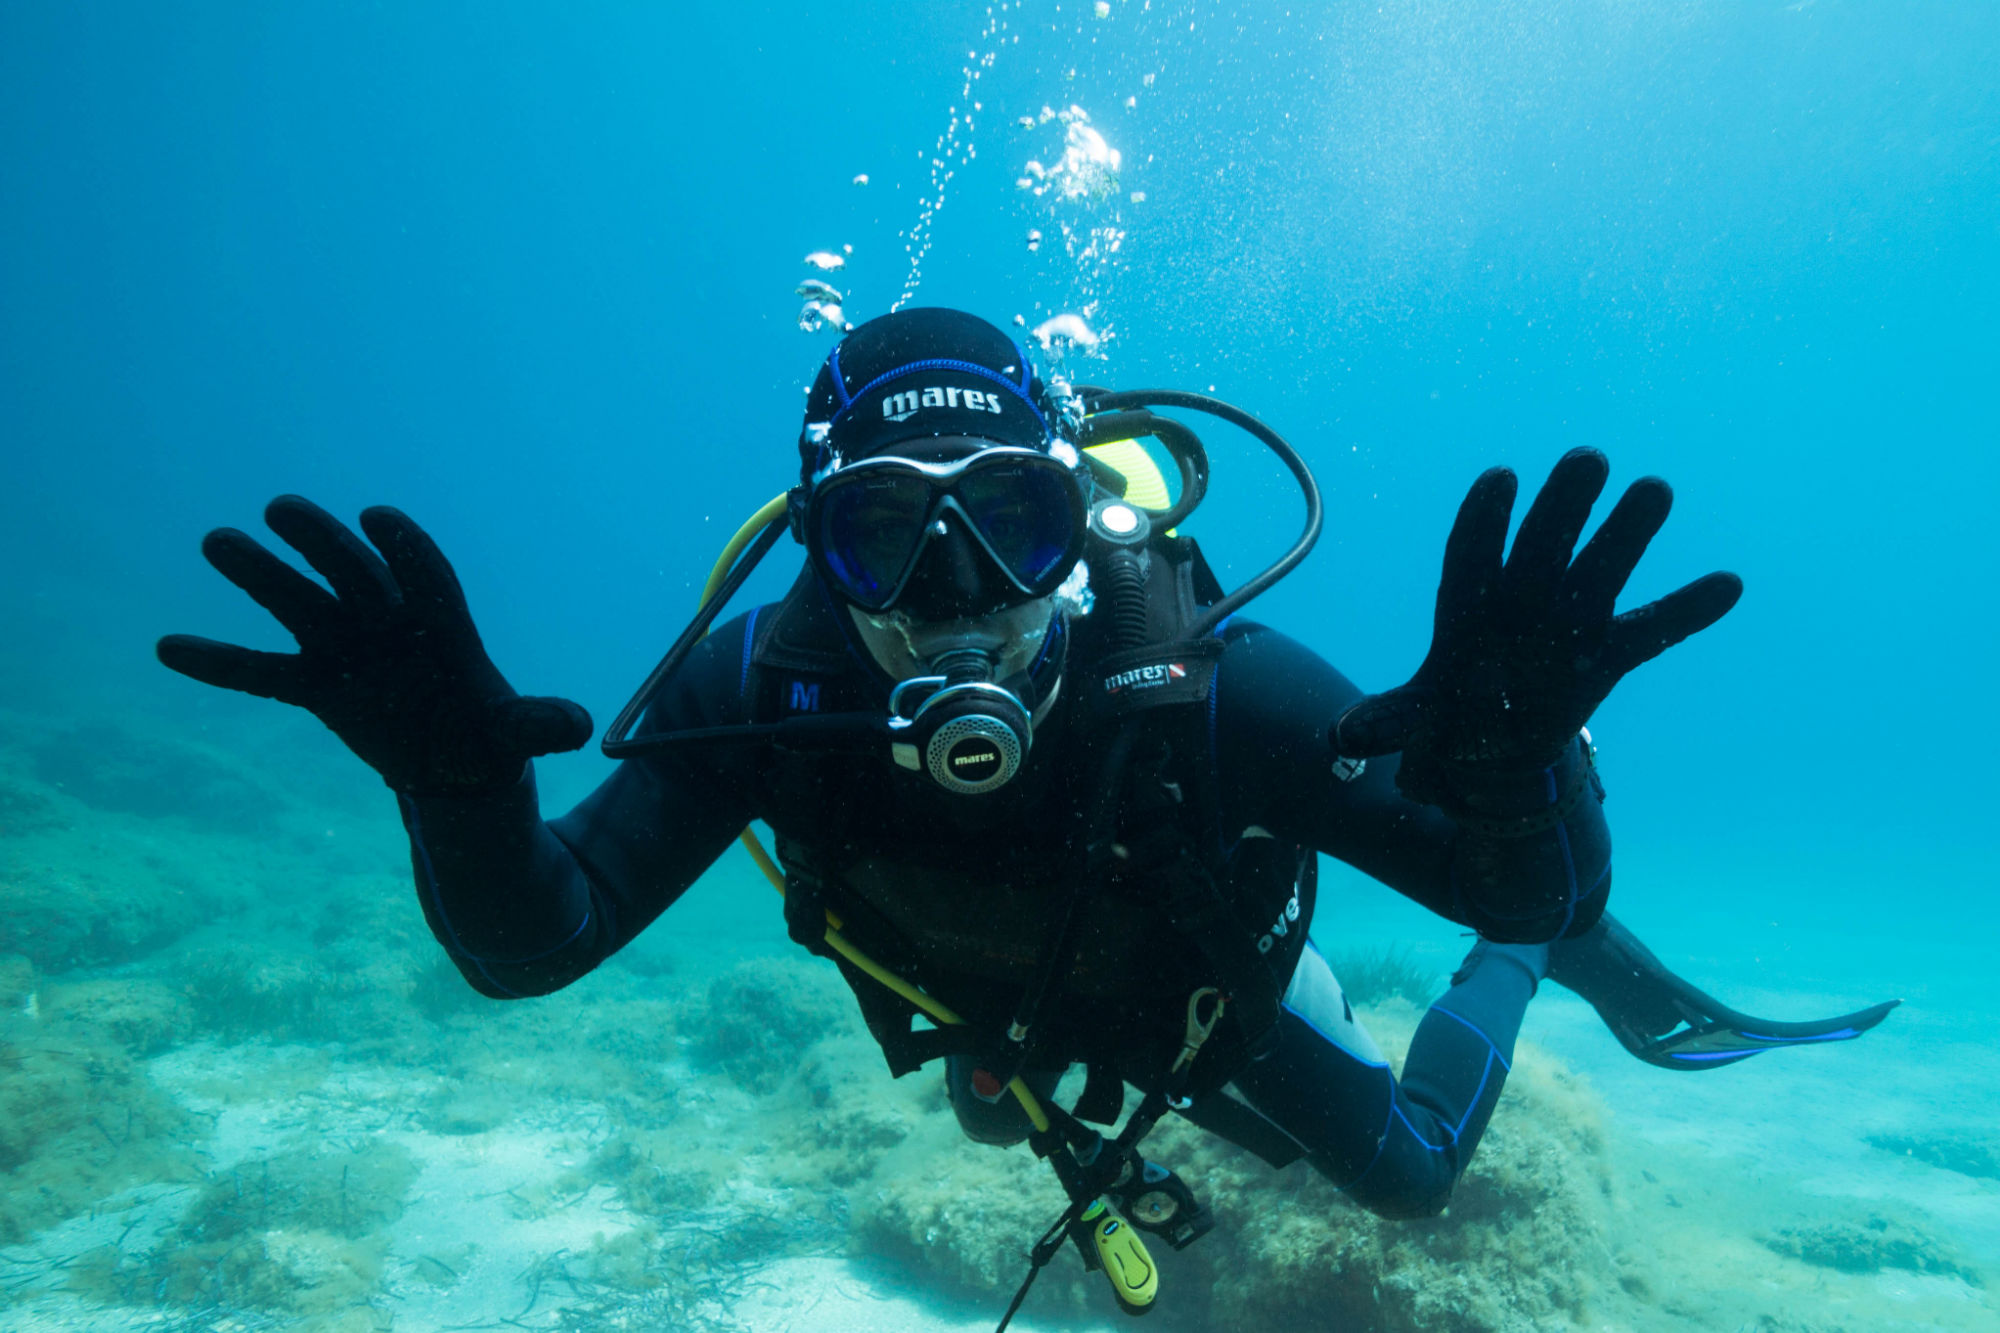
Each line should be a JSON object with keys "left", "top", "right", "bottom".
{"left": 157, "top": 307, "right": 1894, "bottom": 1325}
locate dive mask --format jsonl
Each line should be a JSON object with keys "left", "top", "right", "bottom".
{"left": 804, "top": 445, "right": 1089, "bottom": 614}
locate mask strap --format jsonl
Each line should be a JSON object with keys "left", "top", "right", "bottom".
{"left": 826, "top": 345, "right": 854, "bottom": 411}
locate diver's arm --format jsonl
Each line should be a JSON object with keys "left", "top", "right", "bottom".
{"left": 1214, "top": 623, "right": 1610, "bottom": 942}
{"left": 155, "top": 497, "right": 756, "bottom": 997}
{"left": 399, "top": 619, "right": 760, "bottom": 998}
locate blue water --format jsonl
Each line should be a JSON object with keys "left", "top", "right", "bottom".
{"left": 3, "top": 3, "right": 1996, "bottom": 1330}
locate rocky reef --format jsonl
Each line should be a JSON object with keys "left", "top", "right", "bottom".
{"left": 0, "top": 957, "right": 199, "bottom": 1246}
{"left": 1761, "top": 1202, "right": 1982, "bottom": 1285}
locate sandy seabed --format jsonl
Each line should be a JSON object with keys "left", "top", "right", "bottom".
{"left": 1, "top": 707, "right": 1994, "bottom": 1333}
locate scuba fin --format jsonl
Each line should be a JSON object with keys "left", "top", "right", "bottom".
{"left": 1547, "top": 913, "right": 1899, "bottom": 1070}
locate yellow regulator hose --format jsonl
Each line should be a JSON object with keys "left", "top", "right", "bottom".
{"left": 701, "top": 497, "right": 1052, "bottom": 1133}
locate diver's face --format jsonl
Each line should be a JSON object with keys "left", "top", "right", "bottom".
{"left": 829, "top": 438, "right": 1069, "bottom": 682}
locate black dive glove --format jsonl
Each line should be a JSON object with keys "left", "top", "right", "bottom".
{"left": 1332, "top": 448, "right": 1741, "bottom": 805}
{"left": 157, "top": 496, "right": 591, "bottom": 795}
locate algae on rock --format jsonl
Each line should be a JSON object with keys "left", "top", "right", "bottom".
{"left": 44, "top": 976, "right": 194, "bottom": 1056}
{"left": 1867, "top": 1128, "right": 2000, "bottom": 1181}
{"left": 0, "top": 991, "right": 199, "bottom": 1245}
{"left": 176, "top": 1139, "right": 420, "bottom": 1243}
{"left": 695, "top": 955, "right": 856, "bottom": 1093}
{"left": 1761, "top": 1201, "right": 1984, "bottom": 1285}
{"left": 65, "top": 1139, "right": 418, "bottom": 1327}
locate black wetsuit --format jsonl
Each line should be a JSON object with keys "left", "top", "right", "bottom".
{"left": 400, "top": 589, "right": 1610, "bottom": 1219}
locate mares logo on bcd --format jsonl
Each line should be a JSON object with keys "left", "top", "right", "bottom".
{"left": 1094, "top": 642, "right": 1223, "bottom": 715}
{"left": 1103, "top": 661, "right": 1187, "bottom": 694}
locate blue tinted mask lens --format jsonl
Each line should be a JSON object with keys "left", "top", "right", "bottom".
{"left": 810, "top": 451, "right": 1083, "bottom": 610}
{"left": 816, "top": 472, "right": 932, "bottom": 606}
{"left": 957, "top": 461, "right": 1078, "bottom": 587}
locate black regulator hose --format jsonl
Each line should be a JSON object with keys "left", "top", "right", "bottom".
{"left": 601, "top": 516, "right": 788, "bottom": 758}
{"left": 1083, "top": 389, "right": 1323, "bottom": 639}
{"left": 1103, "top": 547, "right": 1151, "bottom": 652}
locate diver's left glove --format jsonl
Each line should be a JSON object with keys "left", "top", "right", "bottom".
{"left": 157, "top": 496, "right": 592, "bottom": 794}
{"left": 1332, "top": 449, "right": 1741, "bottom": 802}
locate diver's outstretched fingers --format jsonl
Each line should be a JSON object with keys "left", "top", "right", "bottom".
{"left": 156, "top": 634, "right": 306, "bottom": 704}
{"left": 1504, "top": 448, "right": 1608, "bottom": 598}
{"left": 360, "top": 505, "right": 474, "bottom": 629}
{"left": 1606, "top": 571, "right": 1743, "bottom": 673}
{"left": 1566, "top": 476, "right": 1673, "bottom": 618}
{"left": 199, "top": 526, "right": 341, "bottom": 640}
{"left": 1437, "top": 467, "right": 1516, "bottom": 615}
{"left": 265, "top": 495, "right": 399, "bottom": 606}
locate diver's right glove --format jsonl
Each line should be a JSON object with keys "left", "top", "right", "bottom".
{"left": 157, "top": 496, "right": 591, "bottom": 795}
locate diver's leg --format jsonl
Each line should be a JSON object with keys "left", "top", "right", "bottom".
{"left": 944, "top": 1057, "right": 1066, "bottom": 1146}
{"left": 1228, "top": 938, "right": 1547, "bottom": 1218}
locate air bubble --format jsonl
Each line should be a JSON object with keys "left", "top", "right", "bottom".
{"left": 1031, "top": 312, "right": 1100, "bottom": 355}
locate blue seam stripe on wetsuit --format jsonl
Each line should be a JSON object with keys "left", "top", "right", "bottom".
{"left": 1206, "top": 617, "right": 1238, "bottom": 856}
{"left": 827, "top": 346, "right": 850, "bottom": 408}
{"left": 1543, "top": 765, "right": 1581, "bottom": 938}
{"left": 1445, "top": 747, "right": 1607, "bottom": 928}
{"left": 825, "top": 343, "right": 1033, "bottom": 410}
{"left": 1426, "top": 1003, "right": 1515, "bottom": 1074}
{"left": 1340, "top": 1008, "right": 1506, "bottom": 1186}
{"left": 1028, "top": 612, "right": 1064, "bottom": 675}
{"left": 1281, "top": 1001, "right": 1392, "bottom": 1071}
{"left": 1285, "top": 941, "right": 1393, "bottom": 1069}
{"left": 1388, "top": 1047, "right": 1498, "bottom": 1152}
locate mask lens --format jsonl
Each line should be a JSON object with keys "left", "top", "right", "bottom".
{"left": 815, "top": 471, "right": 934, "bottom": 607}
{"left": 957, "top": 460, "right": 1080, "bottom": 590}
